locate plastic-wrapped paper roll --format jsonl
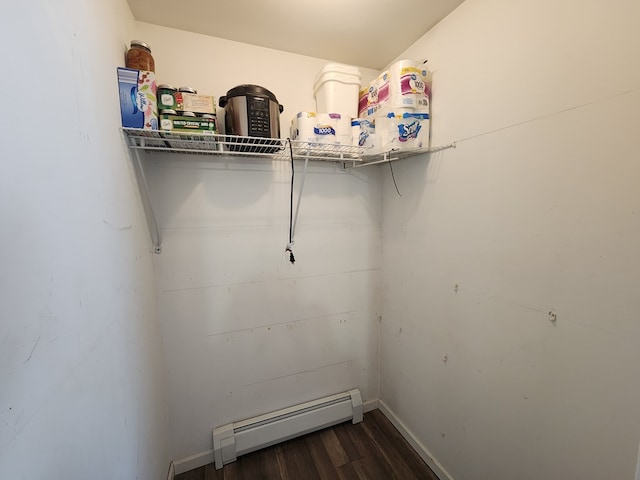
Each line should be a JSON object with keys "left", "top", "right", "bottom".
{"left": 387, "top": 59, "right": 431, "bottom": 113}
{"left": 291, "top": 112, "right": 352, "bottom": 146}
{"left": 351, "top": 118, "right": 378, "bottom": 150}
{"left": 376, "top": 111, "right": 429, "bottom": 152}
{"left": 358, "top": 70, "right": 390, "bottom": 118}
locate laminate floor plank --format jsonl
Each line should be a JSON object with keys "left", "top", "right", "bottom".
{"left": 351, "top": 455, "right": 394, "bottom": 480}
{"left": 176, "top": 467, "right": 204, "bottom": 480}
{"left": 319, "top": 427, "right": 349, "bottom": 467}
{"left": 333, "top": 422, "right": 366, "bottom": 462}
{"left": 278, "top": 435, "right": 323, "bottom": 480}
{"left": 366, "top": 410, "right": 440, "bottom": 480}
{"left": 239, "top": 449, "right": 279, "bottom": 480}
{"left": 257, "top": 448, "right": 282, "bottom": 480}
{"left": 305, "top": 433, "right": 341, "bottom": 480}
{"left": 175, "top": 409, "right": 439, "bottom": 480}
{"left": 274, "top": 445, "right": 290, "bottom": 480}
{"left": 361, "top": 423, "right": 413, "bottom": 479}
{"left": 346, "top": 422, "right": 374, "bottom": 459}
{"left": 203, "top": 463, "right": 222, "bottom": 480}
{"left": 362, "top": 410, "right": 434, "bottom": 480}
{"left": 219, "top": 461, "right": 241, "bottom": 480}
{"left": 337, "top": 461, "right": 361, "bottom": 480}
{"left": 235, "top": 448, "right": 268, "bottom": 480}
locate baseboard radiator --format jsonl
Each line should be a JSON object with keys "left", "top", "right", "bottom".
{"left": 212, "top": 389, "right": 363, "bottom": 470}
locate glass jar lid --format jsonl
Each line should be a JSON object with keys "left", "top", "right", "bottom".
{"left": 130, "top": 40, "right": 151, "bottom": 52}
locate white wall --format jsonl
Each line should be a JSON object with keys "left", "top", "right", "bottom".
{"left": 0, "top": 2, "right": 169, "bottom": 479}
{"left": 133, "top": 23, "right": 382, "bottom": 463}
{"left": 380, "top": 0, "right": 640, "bottom": 479}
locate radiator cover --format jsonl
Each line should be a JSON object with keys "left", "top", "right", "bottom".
{"left": 212, "top": 389, "right": 363, "bottom": 469}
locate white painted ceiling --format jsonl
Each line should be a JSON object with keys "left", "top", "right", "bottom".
{"left": 126, "top": 0, "right": 465, "bottom": 70}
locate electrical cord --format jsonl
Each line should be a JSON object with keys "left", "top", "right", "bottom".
{"left": 388, "top": 160, "right": 402, "bottom": 197}
{"left": 286, "top": 139, "right": 295, "bottom": 264}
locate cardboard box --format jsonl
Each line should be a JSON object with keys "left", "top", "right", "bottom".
{"left": 117, "top": 67, "right": 158, "bottom": 129}
{"left": 175, "top": 93, "right": 216, "bottom": 114}
{"left": 159, "top": 114, "right": 218, "bottom": 151}
{"left": 159, "top": 114, "right": 217, "bottom": 133}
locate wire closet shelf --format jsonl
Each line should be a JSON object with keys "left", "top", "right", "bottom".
{"left": 122, "top": 128, "right": 367, "bottom": 163}
{"left": 121, "top": 128, "right": 450, "bottom": 165}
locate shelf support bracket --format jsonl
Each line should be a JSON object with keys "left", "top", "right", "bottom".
{"left": 131, "top": 148, "right": 162, "bottom": 254}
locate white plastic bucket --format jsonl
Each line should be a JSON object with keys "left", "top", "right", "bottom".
{"left": 313, "top": 63, "right": 361, "bottom": 118}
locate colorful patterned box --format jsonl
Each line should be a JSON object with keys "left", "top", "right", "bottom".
{"left": 117, "top": 67, "right": 158, "bottom": 130}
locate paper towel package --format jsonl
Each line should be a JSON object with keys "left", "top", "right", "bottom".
{"left": 375, "top": 112, "right": 429, "bottom": 152}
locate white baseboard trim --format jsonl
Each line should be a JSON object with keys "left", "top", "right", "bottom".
{"left": 378, "top": 400, "right": 456, "bottom": 480}
{"left": 173, "top": 449, "right": 214, "bottom": 475}
{"left": 363, "top": 398, "right": 379, "bottom": 413}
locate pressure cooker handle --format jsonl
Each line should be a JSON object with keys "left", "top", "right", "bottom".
{"left": 279, "top": 104, "right": 284, "bottom": 114}
{"left": 219, "top": 96, "right": 228, "bottom": 108}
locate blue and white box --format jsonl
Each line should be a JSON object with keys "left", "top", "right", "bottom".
{"left": 117, "top": 67, "right": 158, "bottom": 129}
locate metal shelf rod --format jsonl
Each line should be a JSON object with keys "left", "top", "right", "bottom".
{"left": 352, "top": 141, "right": 457, "bottom": 168}
{"left": 131, "top": 148, "right": 162, "bottom": 253}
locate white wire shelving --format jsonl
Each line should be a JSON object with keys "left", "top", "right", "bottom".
{"left": 122, "top": 128, "right": 456, "bottom": 166}
{"left": 122, "top": 128, "right": 456, "bottom": 253}
{"left": 123, "top": 128, "right": 367, "bottom": 165}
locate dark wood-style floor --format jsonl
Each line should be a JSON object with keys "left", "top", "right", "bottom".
{"left": 175, "top": 409, "right": 440, "bottom": 480}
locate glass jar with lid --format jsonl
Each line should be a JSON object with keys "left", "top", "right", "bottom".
{"left": 179, "top": 86, "right": 198, "bottom": 94}
{"left": 126, "top": 40, "right": 155, "bottom": 72}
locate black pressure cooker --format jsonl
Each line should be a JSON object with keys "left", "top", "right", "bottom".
{"left": 219, "top": 84, "right": 284, "bottom": 139}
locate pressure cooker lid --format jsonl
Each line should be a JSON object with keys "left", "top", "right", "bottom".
{"left": 224, "top": 84, "right": 279, "bottom": 103}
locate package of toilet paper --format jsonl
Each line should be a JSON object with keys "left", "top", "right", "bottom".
{"left": 291, "top": 112, "right": 352, "bottom": 146}
{"left": 351, "top": 118, "right": 379, "bottom": 150}
{"left": 376, "top": 111, "right": 429, "bottom": 151}
{"left": 388, "top": 60, "right": 430, "bottom": 112}
{"left": 358, "top": 70, "right": 392, "bottom": 118}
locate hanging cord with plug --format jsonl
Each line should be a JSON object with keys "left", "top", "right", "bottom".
{"left": 285, "top": 139, "right": 295, "bottom": 264}
{"left": 388, "top": 160, "right": 402, "bottom": 197}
